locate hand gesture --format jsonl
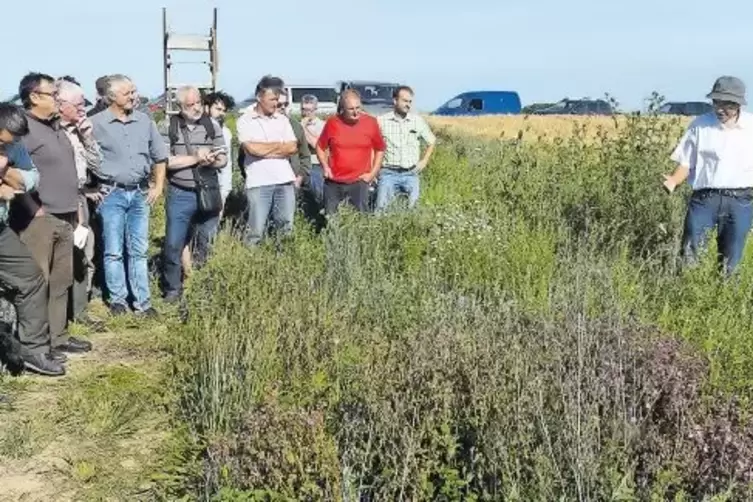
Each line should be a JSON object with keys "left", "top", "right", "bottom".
{"left": 77, "top": 117, "right": 94, "bottom": 138}
{"left": 0, "top": 155, "right": 9, "bottom": 178}
{"left": 358, "top": 172, "right": 375, "bottom": 184}
{"left": 195, "top": 147, "right": 212, "bottom": 166}
{"left": 146, "top": 185, "right": 162, "bottom": 205}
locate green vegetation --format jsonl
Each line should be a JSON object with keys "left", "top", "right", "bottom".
{"left": 3, "top": 113, "right": 753, "bottom": 500}
{"left": 167, "top": 114, "right": 753, "bottom": 500}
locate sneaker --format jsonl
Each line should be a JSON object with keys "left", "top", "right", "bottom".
{"left": 109, "top": 303, "right": 129, "bottom": 317}
{"left": 54, "top": 336, "right": 93, "bottom": 354}
{"left": 23, "top": 353, "right": 65, "bottom": 377}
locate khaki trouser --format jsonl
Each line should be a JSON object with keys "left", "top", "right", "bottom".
{"left": 19, "top": 213, "right": 74, "bottom": 348}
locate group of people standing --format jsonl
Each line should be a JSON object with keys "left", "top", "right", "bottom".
{"left": 0, "top": 72, "right": 438, "bottom": 378}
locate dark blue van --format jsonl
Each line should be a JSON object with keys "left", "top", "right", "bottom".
{"left": 432, "top": 90, "right": 522, "bottom": 116}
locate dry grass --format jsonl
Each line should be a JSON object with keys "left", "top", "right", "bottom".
{"left": 425, "top": 114, "right": 693, "bottom": 141}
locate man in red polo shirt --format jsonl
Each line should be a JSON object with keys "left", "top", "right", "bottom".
{"left": 316, "top": 89, "right": 386, "bottom": 214}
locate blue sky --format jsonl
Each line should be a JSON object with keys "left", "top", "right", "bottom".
{"left": 3, "top": 0, "right": 753, "bottom": 112}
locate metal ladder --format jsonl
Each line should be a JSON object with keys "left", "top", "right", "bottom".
{"left": 162, "top": 7, "right": 218, "bottom": 115}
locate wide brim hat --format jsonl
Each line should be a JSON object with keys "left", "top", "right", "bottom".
{"left": 707, "top": 76, "right": 747, "bottom": 105}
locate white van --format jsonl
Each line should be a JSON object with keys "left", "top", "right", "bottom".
{"left": 285, "top": 84, "right": 339, "bottom": 115}
{"left": 237, "top": 84, "right": 339, "bottom": 116}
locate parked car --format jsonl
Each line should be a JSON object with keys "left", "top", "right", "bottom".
{"left": 237, "top": 84, "right": 339, "bottom": 115}
{"left": 337, "top": 80, "right": 399, "bottom": 116}
{"left": 657, "top": 101, "right": 713, "bottom": 116}
{"left": 533, "top": 98, "right": 613, "bottom": 116}
{"left": 432, "top": 90, "right": 522, "bottom": 116}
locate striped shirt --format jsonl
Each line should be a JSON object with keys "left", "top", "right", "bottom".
{"left": 377, "top": 111, "right": 436, "bottom": 169}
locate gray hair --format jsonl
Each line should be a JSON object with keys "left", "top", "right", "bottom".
{"left": 301, "top": 94, "right": 318, "bottom": 106}
{"left": 176, "top": 85, "right": 201, "bottom": 105}
{"left": 55, "top": 80, "right": 85, "bottom": 102}
{"left": 104, "top": 74, "right": 132, "bottom": 105}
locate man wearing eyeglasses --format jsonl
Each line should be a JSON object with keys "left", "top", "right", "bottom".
{"left": 664, "top": 76, "right": 753, "bottom": 275}
{"left": 276, "top": 90, "right": 311, "bottom": 191}
{"left": 56, "top": 79, "right": 105, "bottom": 332}
{"left": 11, "top": 73, "right": 92, "bottom": 357}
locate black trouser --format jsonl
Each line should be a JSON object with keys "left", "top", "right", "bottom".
{"left": 324, "top": 180, "right": 370, "bottom": 215}
{"left": 0, "top": 224, "right": 50, "bottom": 356}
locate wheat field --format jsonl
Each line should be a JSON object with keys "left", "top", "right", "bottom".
{"left": 425, "top": 114, "right": 693, "bottom": 141}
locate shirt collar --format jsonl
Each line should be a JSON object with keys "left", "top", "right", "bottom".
{"left": 248, "top": 106, "right": 282, "bottom": 120}
{"left": 104, "top": 108, "right": 139, "bottom": 123}
{"left": 386, "top": 110, "right": 410, "bottom": 121}
{"left": 715, "top": 110, "right": 750, "bottom": 130}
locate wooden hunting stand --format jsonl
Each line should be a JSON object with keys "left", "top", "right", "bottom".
{"left": 162, "top": 7, "right": 218, "bottom": 115}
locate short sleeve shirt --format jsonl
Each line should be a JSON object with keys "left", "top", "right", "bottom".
{"left": 236, "top": 108, "right": 297, "bottom": 188}
{"left": 377, "top": 111, "right": 436, "bottom": 168}
{"left": 670, "top": 111, "right": 753, "bottom": 190}
{"left": 91, "top": 109, "right": 169, "bottom": 185}
{"left": 317, "top": 115, "right": 386, "bottom": 183}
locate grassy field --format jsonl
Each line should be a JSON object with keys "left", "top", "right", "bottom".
{"left": 2, "top": 113, "right": 753, "bottom": 501}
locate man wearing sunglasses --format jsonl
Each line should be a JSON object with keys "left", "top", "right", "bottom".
{"left": 664, "top": 76, "right": 753, "bottom": 275}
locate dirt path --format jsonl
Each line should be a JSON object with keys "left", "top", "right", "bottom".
{"left": 0, "top": 301, "right": 175, "bottom": 501}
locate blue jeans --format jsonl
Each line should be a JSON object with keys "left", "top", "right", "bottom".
{"left": 682, "top": 190, "right": 753, "bottom": 274}
{"left": 161, "top": 184, "right": 219, "bottom": 298}
{"left": 308, "top": 164, "right": 324, "bottom": 204}
{"left": 244, "top": 183, "right": 296, "bottom": 246}
{"left": 97, "top": 186, "right": 151, "bottom": 311}
{"left": 376, "top": 167, "right": 420, "bottom": 211}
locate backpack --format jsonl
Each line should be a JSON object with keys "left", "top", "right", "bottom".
{"left": 167, "top": 113, "right": 219, "bottom": 146}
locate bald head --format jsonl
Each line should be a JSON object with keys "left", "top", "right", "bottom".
{"left": 339, "top": 89, "right": 362, "bottom": 123}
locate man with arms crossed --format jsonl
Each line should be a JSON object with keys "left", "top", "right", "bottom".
{"left": 236, "top": 75, "right": 298, "bottom": 245}
{"left": 316, "top": 89, "right": 386, "bottom": 214}
{"left": 664, "top": 76, "right": 753, "bottom": 275}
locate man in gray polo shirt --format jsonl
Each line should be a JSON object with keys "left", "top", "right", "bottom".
{"left": 91, "top": 74, "right": 168, "bottom": 317}
{"left": 160, "top": 86, "right": 227, "bottom": 302}
{"left": 12, "top": 72, "right": 92, "bottom": 355}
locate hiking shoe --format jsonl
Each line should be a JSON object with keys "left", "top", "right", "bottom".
{"left": 55, "top": 336, "right": 92, "bottom": 354}
{"left": 23, "top": 353, "right": 65, "bottom": 377}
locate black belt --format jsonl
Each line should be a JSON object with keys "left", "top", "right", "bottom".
{"left": 384, "top": 165, "right": 416, "bottom": 172}
{"left": 694, "top": 187, "right": 753, "bottom": 199}
{"left": 169, "top": 180, "right": 195, "bottom": 192}
{"left": 101, "top": 179, "right": 149, "bottom": 190}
